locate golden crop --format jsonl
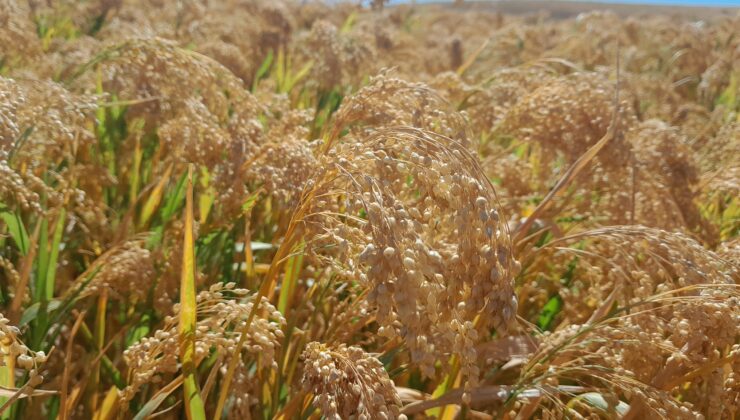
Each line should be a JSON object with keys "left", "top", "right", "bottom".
{"left": 0, "top": 0, "right": 738, "bottom": 419}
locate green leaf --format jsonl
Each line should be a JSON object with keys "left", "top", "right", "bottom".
{"left": 8, "top": 126, "right": 33, "bottom": 164}
{"left": 537, "top": 295, "right": 563, "bottom": 331}
{"left": 278, "top": 242, "right": 305, "bottom": 315}
{"left": 716, "top": 72, "right": 738, "bottom": 110}
{"left": 282, "top": 60, "right": 313, "bottom": 94}
{"left": 252, "top": 50, "right": 274, "bottom": 92}
{"left": 41, "top": 265, "right": 102, "bottom": 352}
{"left": 132, "top": 377, "right": 184, "bottom": 420}
{"left": 126, "top": 314, "right": 151, "bottom": 348}
{"left": 340, "top": 11, "right": 357, "bottom": 33}
{"left": 161, "top": 168, "right": 189, "bottom": 222}
{"left": 19, "top": 300, "right": 62, "bottom": 327}
{"left": 45, "top": 209, "right": 66, "bottom": 301}
{"left": 0, "top": 208, "right": 29, "bottom": 255}
{"left": 34, "top": 218, "right": 50, "bottom": 303}
{"left": 275, "top": 47, "right": 285, "bottom": 91}
{"left": 241, "top": 189, "right": 261, "bottom": 214}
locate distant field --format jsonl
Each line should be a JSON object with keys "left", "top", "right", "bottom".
{"left": 389, "top": 0, "right": 740, "bottom": 6}
{"left": 424, "top": 0, "right": 740, "bottom": 19}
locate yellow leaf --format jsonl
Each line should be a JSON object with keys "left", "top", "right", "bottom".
{"left": 179, "top": 164, "right": 206, "bottom": 420}
{"left": 138, "top": 163, "right": 174, "bottom": 228}
{"left": 92, "top": 387, "right": 119, "bottom": 420}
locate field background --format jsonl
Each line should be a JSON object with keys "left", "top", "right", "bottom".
{"left": 0, "top": 0, "right": 738, "bottom": 419}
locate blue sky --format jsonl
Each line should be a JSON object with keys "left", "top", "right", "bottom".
{"left": 578, "top": 0, "right": 740, "bottom": 5}
{"left": 386, "top": 0, "right": 740, "bottom": 6}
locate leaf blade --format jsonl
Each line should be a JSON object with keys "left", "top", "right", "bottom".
{"left": 179, "top": 165, "right": 206, "bottom": 420}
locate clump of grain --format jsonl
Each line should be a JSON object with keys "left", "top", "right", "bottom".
{"left": 0, "top": 160, "right": 43, "bottom": 213}
{"left": 302, "top": 126, "right": 517, "bottom": 396}
{"left": 295, "top": 19, "right": 374, "bottom": 90}
{"left": 0, "top": 76, "right": 97, "bottom": 170}
{"left": 81, "top": 240, "right": 155, "bottom": 302}
{"left": 698, "top": 122, "right": 739, "bottom": 197}
{"left": 245, "top": 108, "right": 318, "bottom": 206}
{"left": 327, "top": 70, "right": 469, "bottom": 148}
{"left": 179, "top": 0, "right": 294, "bottom": 84}
{"left": 0, "top": 313, "right": 47, "bottom": 392}
{"left": 0, "top": 76, "right": 99, "bottom": 218}
{"left": 628, "top": 120, "right": 712, "bottom": 239}
{"left": 302, "top": 342, "right": 405, "bottom": 420}
{"left": 121, "top": 282, "right": 285, "bottom": 403}
{"left": 515, "top": 226, "right": 739, "bottom": 417}
{"left": 432, "top": 66, "right": 554, "bottom": 134}
{"left": 0, "top": 0, "right": 41, "bottom": 67}
{"left": 499, "top": 72, "right": 636, "bottom": 169}
{"left": 91, "top": 38, "right": 264, "bottom": 160}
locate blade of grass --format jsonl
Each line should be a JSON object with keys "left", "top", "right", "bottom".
{"left": 32, "top": 208, "right": 65, "bottom": 349}
{"left": 45, "top": 208, "right": 65, "bottom": 301}
{"left": 0, "top": 207, "right": 29, "bottom": 255}
{"left": 217, "top": 216, "right": 310, "bottom": 419}
{"left": 92, "top": 386, "right": 119, "bottom": 420}
{"left": 128, "top": 125, "right": 144, "bottom": 205}
{"left": 0, "top": 387, "right": 57, "bottom": 414}
{"left": 132, "top": 375, "right": 184, "bottom": 420}
{"left": 199, "top": 355, "right": 222, "bottom": 404}
{"left": 339, "top": 11, "right": 357, "bottom": 33}
{"left": 243, "top": 221, "right": 256, "bottom": 280}
{"left": 34, "top": 217, "right": 50, "bottom": 303}
{"left": 0, "top": 342, "right": 13, "bottom": 420}
{"left": 241, "top": 189, "right": 262, "bottom": 280}
{"left": 61, "top": 384, "right": 84, "bottom": 420}
{"left": 9, "top": 222, "right": 41, "bottom": 323}
{"left": 87, "top": 289, "right": 108, "bottom": 413}
{"left": 59, "top": 310, "right": 87, "bottom": 420}
{"left": 405, "top": 385, "right": 589, "bottom": 415}
{"left": 252, "top": 50, "right": 274, "bottom": 92}
{"left": 160, "top": 168, "right": 190, "bottom": 222}
{"left": 282, "top": 61, "right": 313, "bottom": 94}
{"left": 197, "top": 166, "right": 214, "bottom": 224}
{"left": 78, "top": 322, "right": 125, "bottom": 390}
{"left": 275, "top": 46, "right": 285, "bottom": 91}
{"left": 456, "top": 38, "right": 489, "bottom": 77}
{"left": 138, "top": 163, "right": 174, "bottom": 228}
{"left": 179, "top": 164, "right": 206, "bottom": 420}
{"left": 277, "top": 242, "right": 304, "bottom": 316}
{"left": 427, "top": 361, "right": 461, "bottom": 418}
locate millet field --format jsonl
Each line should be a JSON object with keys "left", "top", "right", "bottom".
{"left": 0, "top": 0, "right": 739, "bottom": 418}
